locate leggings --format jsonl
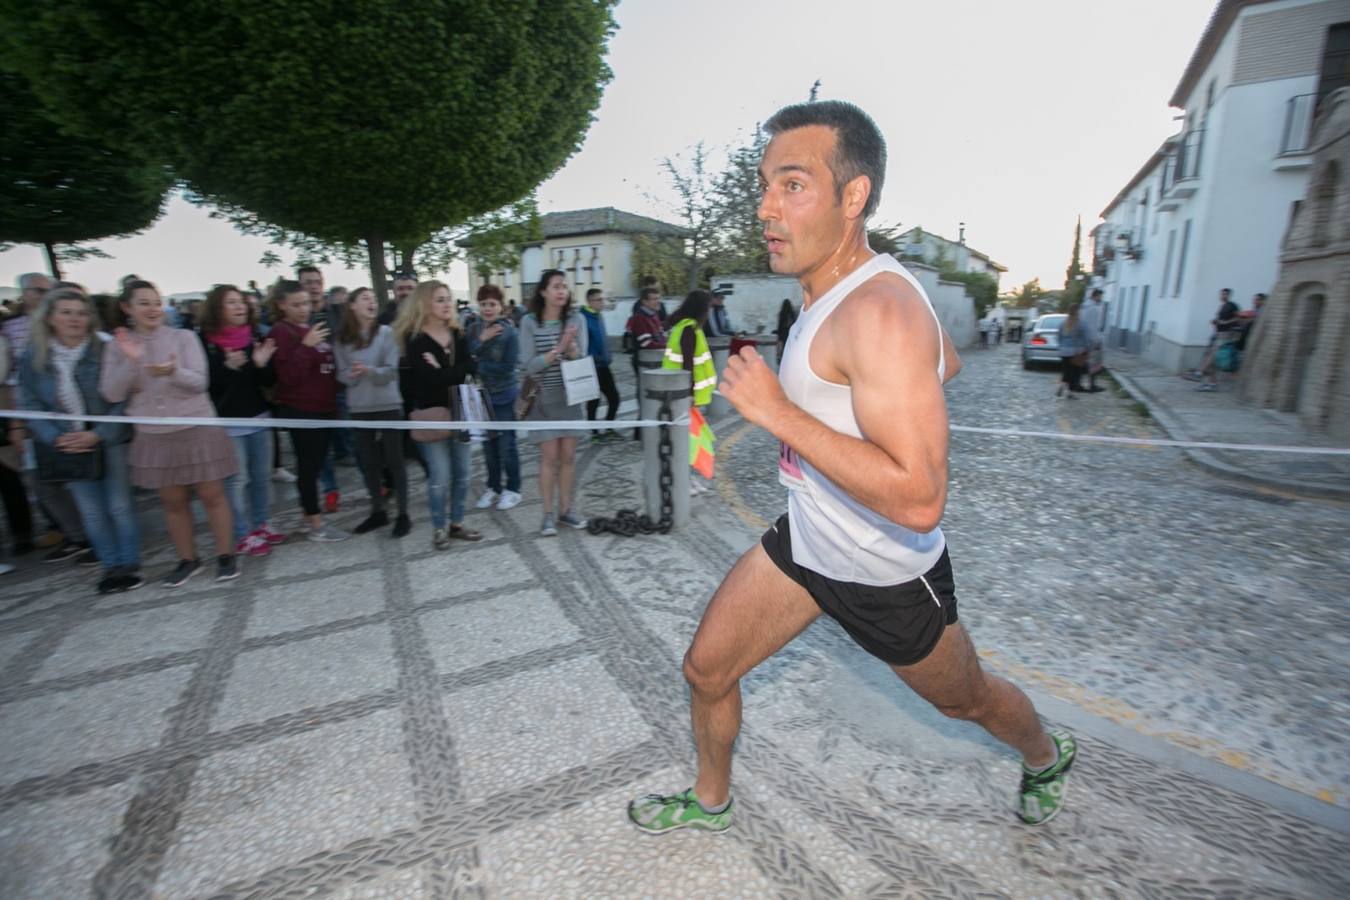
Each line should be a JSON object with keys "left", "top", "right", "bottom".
{"left": 351, "top": 410, "right": 408, "bottom": 516}
{"left": 275, "top": 405, "right": 333, "bottom": 516}
{"left": 586, "top": 363, "right": 620, "bottom": 423}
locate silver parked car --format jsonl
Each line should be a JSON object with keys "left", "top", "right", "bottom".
{"left": 1022, "top": 314, "right": 1066, "bottom": 368}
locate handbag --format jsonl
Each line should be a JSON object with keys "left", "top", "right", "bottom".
{"left": 561, "top": 355, "right": 601, "bottom": 406}
{"left": 409, "top": 406, "right": 453, "bottom": 443}
{"left": 457, "top": 379, "right": 494, "bottom": 443}
{"left": 35, "top": 439, "right": 104, "bottom": 483}
{"left": 515, "top": 376, "right": 539, "bottom": 419}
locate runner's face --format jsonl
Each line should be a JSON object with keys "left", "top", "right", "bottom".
{"left": 758, "top": 126, "right": 849, "bottom": 278}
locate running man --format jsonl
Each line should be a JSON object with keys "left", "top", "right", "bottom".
{"left": 628, "top": 101, "right": 1075, "bottom": 833}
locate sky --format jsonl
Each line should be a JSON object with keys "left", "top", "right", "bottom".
{"left": 0, "top": 0, "right": 1216, "bottom": 297}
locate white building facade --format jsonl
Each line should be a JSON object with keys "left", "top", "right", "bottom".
{"left": 465, "top": 207, "right": 688, "bottom": 336}
{"left": 895, "top": 227, "right": 1007, "bottom": 285}
{"left": 1094, "top": 0, "right": 1350, "bottom": 370}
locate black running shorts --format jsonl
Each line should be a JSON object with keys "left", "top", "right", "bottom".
{"left": 761, "top": 513, "right": 958, "bottom": 667}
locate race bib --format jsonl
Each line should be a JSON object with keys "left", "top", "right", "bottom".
{"left": 778, "top": 441, "right": 807, "bottom": 491}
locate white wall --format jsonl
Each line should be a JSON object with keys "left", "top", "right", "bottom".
{"left": 903, "top": 263, "right": 978, "bottom": 348}
{"left": 709, "top": 274, "right": 802, "bottom": 335}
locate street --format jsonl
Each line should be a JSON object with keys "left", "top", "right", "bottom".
{"left": 0, "top": 341, "right": 1347, "bottom": 898}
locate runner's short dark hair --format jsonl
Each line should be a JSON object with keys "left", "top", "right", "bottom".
{"left": 764, "top": 100, "right": 886, "bottom": 219}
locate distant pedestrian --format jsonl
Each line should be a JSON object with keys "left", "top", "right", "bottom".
{"left": 978, "top": 318, "right": 990, "bottom": 349}
{"left": 625, "top": 286, "right": 666, "bottom": 440}
{"left": 1080, "top": 288, "right": 1106, "bottom": 392}
{"left": 201, "top": 284, "right": 284, "bottom": 559}
{"left": 1055, "top": 303, "right": 1090, "bottom": 399}
{"left": 520, "top": 269, "right": 589, "bottom": 536}
{"left": 101, "top": 280, "right": 241, "bottom": 585}
{"left": 396, "top": 280, "right": 482, "bottom": 549}
{"left": 703, "top": 291, "right": 738, "bottom": 339}
{"left": 1189, "top": 289, "right": 1241, "bottom": 392}
{"left": 1236, "top": 293, "right": 1265, "bottom": 352}
{"left": 19, "top": 288, "right": 142, "bottom": 593}
{"left": 269, "top": 280, "right": 348, "bottom": 542}
{"left": 582, "top": 288, "right": 620, "bottom": 442}
{"left": 467, "top": 285, "right": 522, "bottom": 511}
{"left": 336, "top": 287, "right": 410, "bottom": 537}
{"left": 775, "top": 298, "right": 798, "bottom": 358}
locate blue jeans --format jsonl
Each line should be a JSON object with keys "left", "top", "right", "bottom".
{"left": 65, "top": 442, "right": 140, "bottom": 573}
{"left": 482, "top": 401, "right": 521, "bottom": 494}
{"left": 422, "top": 437, "right": 470, "bottom": 529}
{"left": 320, "top": 451, "right": 337, "bottom": 493}
{"left": 226, "top": 430, "right": 272, "bottom": 541}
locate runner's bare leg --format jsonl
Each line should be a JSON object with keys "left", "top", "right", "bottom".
{"left": 685, "top": 542, "right": 821, "bottom": 806}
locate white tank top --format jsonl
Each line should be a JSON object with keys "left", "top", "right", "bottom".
{"left": 777, "top": 254, "right": 946, "bottom": 585}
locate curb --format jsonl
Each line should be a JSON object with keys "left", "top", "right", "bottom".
{"left": 1107, "top": 368, "right": 1350, "bottom": 502}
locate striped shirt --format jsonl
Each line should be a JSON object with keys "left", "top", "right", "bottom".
{"left": 520, "top": 313, "right": 588, "bottom": 391}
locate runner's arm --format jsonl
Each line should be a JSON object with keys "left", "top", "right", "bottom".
{"left": 722, "top": 285, "right": 948, "bottom": 531}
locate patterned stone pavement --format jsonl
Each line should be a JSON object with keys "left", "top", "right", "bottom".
{"left": 2, "top": 344, "right": 1348, "bottom": 898}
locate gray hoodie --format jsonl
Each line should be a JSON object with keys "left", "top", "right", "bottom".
{"left": 335, "top": 324, "right": 402, "bottom": 413}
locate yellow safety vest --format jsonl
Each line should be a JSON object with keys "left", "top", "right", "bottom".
{"left": 663, "top": 318, "right": 716, "bottom": 407}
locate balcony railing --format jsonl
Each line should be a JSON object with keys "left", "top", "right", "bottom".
{"left": 1162, "top": 129, "right": 1204, "bottom": 197}
{"left": 1279, "top": 93, "right": 1316, "bottom": 155}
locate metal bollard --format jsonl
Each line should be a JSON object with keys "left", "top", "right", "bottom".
{"left": 640, "top": 368, "right": 691, "bottom": 531}
{"left": 637, "top": 348, "right": 665, "bottom": 371}
{"left": 707, "top": 336, "right": 732, "bottom": 420}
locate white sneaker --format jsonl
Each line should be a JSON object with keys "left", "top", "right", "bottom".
{"left": 272, "top": 467, "right": 298, "bottom": 484}
{"left": 497, "top": 490, "right": 522, "bottom": 510}
{"left": 307, "top": 523, "right": 350, "bottom": 542}
{"left": 475, "top": 490, "right": 500, "bottom": 510}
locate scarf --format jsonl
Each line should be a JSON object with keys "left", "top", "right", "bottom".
{"left": 50, "top": 338, "right": 90, "bottom": 431}
{"left": 207, "top": 324, "right": 253, "bottom": 352}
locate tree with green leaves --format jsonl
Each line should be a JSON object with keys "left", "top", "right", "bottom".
{"left": 0, "top": 70, "right": 170, "bottom": 280}
{"left": 0, "top": 1, "right": 616, "bottom": 299}
{"left": 1063, "top": 216, "right": 1087, "bottom": 311}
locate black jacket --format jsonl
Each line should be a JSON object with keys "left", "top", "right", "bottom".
{"left": 202, "top": 332, "right": 276, "bottom": 419}
{"left": 401, "top": 331, "right": 476, "bottom": 411}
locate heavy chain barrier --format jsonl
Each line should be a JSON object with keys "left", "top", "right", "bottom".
{"left": 588, "top": 391, "right": 675, "bottom": 536}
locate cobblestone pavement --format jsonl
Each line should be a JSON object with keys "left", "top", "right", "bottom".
{"left": 1102, "top": 351, "right": 1350, "bottom": 498}
{"left": 1, "top": 345, "right": 1348, "bottom": 898}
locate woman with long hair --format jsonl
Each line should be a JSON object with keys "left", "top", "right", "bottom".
{"left": 336, "top": 287, "right": 410, "bottom": 537}
{"left": 269, "top": 280, "right": 348, "bottom": 541}
{"left": 200, "top": 284, "right": 284, "bottom": 558}
{"left": 662, "top": 290, "right": 717, "bottom": 494}
{"left": 775, "top": 298, "right": 798, "bottom": 358}
{"left": 100, "top": 280, "right": 239, "bottom": 586}
{"left": 19, "top": 288, "right": 142, "bottom": 593}
{"left": 520, "top": 269, "right": 589, "bottom": 536}
{"left": 394, "top": 281, "right": 480, "bottom": 549}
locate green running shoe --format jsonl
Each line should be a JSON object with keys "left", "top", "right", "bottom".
{"left": 628, "top": 789, "right": 732, "bottom": 834}
{"left": 1017, "top": 730, "right": 1077, "bottom": 825}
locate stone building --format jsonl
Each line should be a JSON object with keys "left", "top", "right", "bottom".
{"left": 1240, "top": 86, "right": 1350, "bottom": 438}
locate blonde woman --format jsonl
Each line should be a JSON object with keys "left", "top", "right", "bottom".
{"left": 394, "top": 281, "right": 480, "bottom": 549}
{"left": 19, "top": 288, "right": 141, "bottom": 593}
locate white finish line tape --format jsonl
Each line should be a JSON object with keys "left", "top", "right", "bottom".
{"left": 948, "top": 424, "right": 1350, "bottom": 456}
{"left": 2, "top": 409, "right": 686, "bottom": 433}
{"left": 3, "top": 410, "right": 1347, "bottom": 455}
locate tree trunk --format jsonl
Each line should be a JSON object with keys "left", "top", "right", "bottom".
{"left": 366, "top": 235, "right": 388, "bottom": 303}
{"left": 43, "top": 243, "right": 62, "bottom": 281}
